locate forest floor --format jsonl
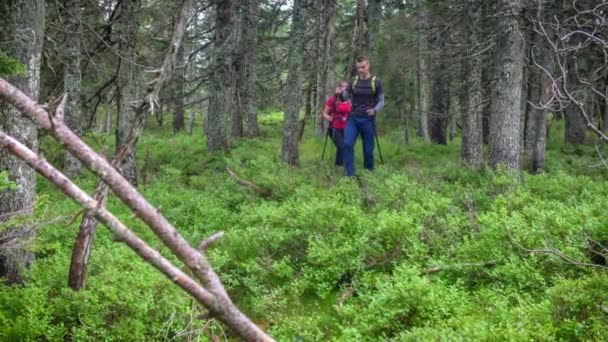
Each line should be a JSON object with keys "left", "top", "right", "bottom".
{"left": 1, "top": 112, "right": 607, "bottom": 341}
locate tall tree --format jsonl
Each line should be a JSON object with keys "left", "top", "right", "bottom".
{"left": 62, "top": 0, "right": 83, "bottom": 177}
{"left": 116, "top": 0, "right": 138, "bottom": 184}
{"left": 0, "top": 0, "right": 45, "bottom": 284}
{"left": 427, "top": 9, "right": 448, "bottom": 145}
{"left": 172, "top": 47, "right": 185, "bottom": 134}
{"left": 346, "top": 0, "right": 367, "bottom": 80}
{"left": 415, "top": 6, "right": 430, "bottom": 141}
{"left": 281, "top": 0, "right": 308, "bottom": 165}
{"left": 234, "top": 0, "right": 260, "bottom": 138}
{"left": 489, "top": 0, "right": 525, "bottom": 169}
{"left": 206, "top": 0, "right": 234, "bottom": 151}
{"left": 367, "top": 0, "right": 383, "bottom": 57}
{"left": 245, "top": 0, "right": 260, "bottom": 138}
{"left": 460, "top": 0, "right": 483, "bottom": 166}
{"left": 232, "top": 2, "right": 245, "bottom": 138}
{"left": 315, "top": 0, "right": 337, "bottom": 138}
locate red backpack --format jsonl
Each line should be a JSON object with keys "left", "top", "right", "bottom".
{"left": 331, "top": 95, "right": 351, "bottom": 130}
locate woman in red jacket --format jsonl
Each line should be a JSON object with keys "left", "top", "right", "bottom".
{"left": 322, "top": 81, "right": 352, "bottom": 166}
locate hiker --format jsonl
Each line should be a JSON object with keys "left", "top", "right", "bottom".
{"left": 343, "top": 55, "right": 385, "bottom": 176}
{"left": 322, "top": 81, "right": 352, "bottom": 166}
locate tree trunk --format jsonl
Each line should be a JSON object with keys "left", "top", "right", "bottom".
{"left": 62, "top": 0, "right": 83, "bottom": 178}
{"left": 104, "top": 95, "right": 112, "bottom": 134}
{"left": 489, "top": 0, "right": 524, "bottom": 170}
{"left": 0, "top": 0, "right": 45, "bottom": 284}
{"left": 244, "top": 0, "right": 260, "bottom": 138}
{"left": 524, "top": 31, "right": 542, "bottom": 161}
{"left": 315, "top": 0, "right": 336, "bottom": 138}
{"left": 460, "top": 1, "right": 483, "bottom": 167}
{"left": 564, "top": 99, "right": 588, "bottom": 145}
{"left": 416, "top": 7, "right": 430, "bottom": 141}
{"left": 206, "top": 0, "right": 233, "bottom": 151}
{"left": 172, "top": 47, "right": 185, "bottom": 134}
{"left": 116, "top": 0, "right": 138, "bottom": 185}
{"left": 427, "top": 13, "right": 448, "bottom": 145}
{"left": 601, "top": 83, "right": 608, "bottom": 135}
{"left": 403, "top": 98, "right": 410, "bottom": 144}
{"left": 346, "top": 0, "right": 366, "bottom": 80}
{"left": 480, "top": 1, "right": 493, "bottom": 145}
{"left": 187, "top": 107, "right": 195, "bottom": 136}
{"left": 281, "top": 0, "right": 307, "bottom": 165}
{"left": 448, "top": 75, "right": 457, "bottom": 142}
{"left": 532, "top": 80, "right": 551, "bottom": 173}
{"left": 232, "top": 2, "right": 245, "bottom": 139}
{"left": 155, "top": 100, "right": 163, "bottom": 127}
{"left": 367, "top": 0, "right": 382, "bottom": 58}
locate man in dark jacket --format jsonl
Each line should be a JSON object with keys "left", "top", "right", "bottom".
{"left": 344, "top": 55, "right": 385, "bottom": 176}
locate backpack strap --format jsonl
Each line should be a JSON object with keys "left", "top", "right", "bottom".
{"left": 352, "top": 75, "right": 376, "bottom": 96}
{"left": 371, "top": 75, "right": 376, "bottom": 95}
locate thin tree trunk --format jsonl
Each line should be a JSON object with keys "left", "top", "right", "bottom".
{"left": 416, "top": 7, "right": 430, "bottom": 141}
{"left": 62, "top": 0, "right": 83, "bottom": 178}
{"left": 489, "top": 0, "right": 525, "bottom": 170}
{"left": 187, "top": 107, "right": 195, "bottom": 136}
{"left": 0, "top": 0, "right": 45, "bottom": 284}
{"left": 298, "top": 79, "right": 313, "bottom": 141}
{"left": 104, "top": 95, "right": 112, "bottom": 134}
{"left": 599, "top": 84, "right": 608, "bottom": 134}
{"left": 346, "top": 0, "right": 366, "bottom": 80}
{"left": 206, "top": 0, "right": 233, "bottom": 151}
{"left": 116, "top": 0, "right": 138, "bottom": 184}
{"left": 245, "top": 0, "right": 260, "bottom": 138}
{"left": 524, "top": 32, "right": 542, "bottom": 161}
{"left": 403, "top": 98, "right": 410, "bottom": 144}
{"left": 155, "top": 100, "right": 163, "bottom": 127}
{"left": 281, "top": 0, "right": 307, "bottom": 165}
{"left": 315, "top": 0, "right": 336, "bottom": 138}
{"left": 367, "top": 0, "right": 382, "bottom": 58}
{"left": 172, "top": 48, "right": 185, "bottom": 134}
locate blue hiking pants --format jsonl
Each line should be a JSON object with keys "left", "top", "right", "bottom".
{"left": 344, "top": 116, "right": 375, "bottom": 176}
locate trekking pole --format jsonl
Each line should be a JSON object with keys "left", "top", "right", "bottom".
{"left": 321, "top": 128, "right": 329, "bottom": 161}
{"left": 374, "top": 126, "right": 384, "bottom": 164}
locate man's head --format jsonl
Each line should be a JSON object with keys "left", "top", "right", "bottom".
{"left": 356, "top": 56, "right": 371, "bottom": 79}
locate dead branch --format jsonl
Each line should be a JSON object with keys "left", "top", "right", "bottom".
{"left": 0, "top": 130, "right": 221, "bottom": 309}
{"left": 509, "top": 232, "right": 608, "bottom": 271}
{"left": 0, "top": 79, "right": 273, "bottom": 341}
{"left": 423, "top": 260, "right": 499, "bottom": 275}
{"left": 199, "top": 231, "right": 225, "bottom": 252}
{"left": 226, "top": 168, "right": 273, "bottom": 198}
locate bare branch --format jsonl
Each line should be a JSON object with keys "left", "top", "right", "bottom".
{"left": 199, "top": 231, "right": 225, "bottom": 252}
{"left": 423, "top": 260, "right": 499, "bottom": 275}
{"left": 226, "top": 168, "right": 273, "bottom": 198}
{"left": 55, "top": 94, "right": 67, "bottom": 122}
{"left": 0, "top": 79, "right": 274, "bottom": 341}
{"left": 509, "top": 232, "right": 608, "bottom": 271}
{"left": 0, "top": 130, "right": 218, "bottom": 312}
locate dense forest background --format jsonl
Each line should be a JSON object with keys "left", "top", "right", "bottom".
{"left": 1, "top": 0, "right": 608, "bottom": 340}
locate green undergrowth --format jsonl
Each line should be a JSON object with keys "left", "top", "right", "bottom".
{"left": 1, "top": 115, "right": 607, "bottom": 341}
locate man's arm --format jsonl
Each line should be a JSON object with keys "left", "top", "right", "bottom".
{"left": 373, "top": 78, "right": 385, "bottom": 113}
